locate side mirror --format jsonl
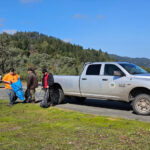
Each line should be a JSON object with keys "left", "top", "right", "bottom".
{"left": 114, "top": 71, "right": 124, "bottom": 77}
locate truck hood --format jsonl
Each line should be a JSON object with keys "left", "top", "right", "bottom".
{"left": 133, "top": 74, "right": 150, "bottom": 79}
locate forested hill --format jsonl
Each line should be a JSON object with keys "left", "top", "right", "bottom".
{"left": 109, "top": 54, "right": 150, "bottom": 68}
{"left": 0, "top": 32, "right": 113, "bottom": 79}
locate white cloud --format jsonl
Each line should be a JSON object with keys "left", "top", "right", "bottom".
{"left": 3, "top": 29, "right": 17, "bottom": 35}
{"left": 73, "top": 14, "right": 104, "bottom": 21}
{"left": 73, "top": 14, "right": 88, "bottom": 19}
{"left": 20, "top": 0, "right": 42, "bottom": 4}
{"left": 0, "top": 18, "right": 5, "bottom": 27}
{"left": 63, "top": 39, "right": 72, "bottom": 43}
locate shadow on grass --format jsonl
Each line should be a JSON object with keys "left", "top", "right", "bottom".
{"left": 63, "top": 97, "right": 132, "bottom": 111}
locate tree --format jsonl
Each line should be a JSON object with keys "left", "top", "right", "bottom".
{"left": 0, "top": 33, "right": 10, "bottom": 73}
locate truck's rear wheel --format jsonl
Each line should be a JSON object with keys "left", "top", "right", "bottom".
{"left": 132, "top": 94, "right": 150, "bottom": 115}
{"left": 52, "top": 87, "right": 64, "bottom": 104}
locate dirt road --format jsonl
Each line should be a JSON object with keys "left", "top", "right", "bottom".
{"left": 56, "top": 98, "right": 150, "bottom": 122}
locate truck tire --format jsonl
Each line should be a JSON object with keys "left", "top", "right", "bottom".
{"left": 76, "top": 97, "right": 86, "bottom": 103}
{"left": 52, "top": 87, "right": 64, "bottom": 104}
{"left": 132, "top": 94, "right": 150, "bottom": 115}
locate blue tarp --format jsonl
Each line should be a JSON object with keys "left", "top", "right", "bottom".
{"left": 11, "top": 78, "right": 24, "bottom": 100}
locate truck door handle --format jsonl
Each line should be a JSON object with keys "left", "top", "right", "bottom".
{"left": 82, "top": 78, "right": 87, "bottom": 80}
{"left": 102, "top": 79, "right": 108, "bottom": 81}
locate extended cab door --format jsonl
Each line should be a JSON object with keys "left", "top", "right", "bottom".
{"left": 80, "top": 64, "right": 103, "bottom": 97}
{"left": 100, "top": 64, "right": 127, "bottom": 99}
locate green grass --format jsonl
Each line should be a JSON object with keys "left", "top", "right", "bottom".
{"left": 0, "top": 100, "right": 150, "bottom": 150}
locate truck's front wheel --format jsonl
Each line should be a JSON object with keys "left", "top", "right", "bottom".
{"left": 52, "top": 87, "right": 64, "bottom": 104}
{"left": 132, "top": 94, "right": 150, "bottom": 115}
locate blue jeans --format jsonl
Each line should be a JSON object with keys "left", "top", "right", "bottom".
{"left": 7, "top": 89, "right": 16, "bottom": 105}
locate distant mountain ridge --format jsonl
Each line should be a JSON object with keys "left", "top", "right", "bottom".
{"left": 109, "top": 54, "right": 150, "bottom": 68}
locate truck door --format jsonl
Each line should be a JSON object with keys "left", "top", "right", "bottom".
{"left": 100, "top": 64, "right": 127, "bottom": 99}
{"left": 80, "top": 64, "right": 103, "bottom": 97}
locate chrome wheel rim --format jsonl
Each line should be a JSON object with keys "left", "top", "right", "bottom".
{"left": 136, "top": 98, "right": 150, "bottom": 114}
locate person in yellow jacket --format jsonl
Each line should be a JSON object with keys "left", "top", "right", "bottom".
{"left": 2, "top": 68, "right": 20, "bottom": 106}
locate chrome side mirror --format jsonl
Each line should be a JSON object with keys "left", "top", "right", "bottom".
{"left": 114, "top": 71, "right": 123, "bottom": 76}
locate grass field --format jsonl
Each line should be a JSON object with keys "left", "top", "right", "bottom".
{"left": 0, "top": 100, "right": 150, "bottom": 150}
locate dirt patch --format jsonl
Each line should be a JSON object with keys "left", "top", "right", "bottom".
{"left": 0, "top": 126, "right": 21, "bottom": 133}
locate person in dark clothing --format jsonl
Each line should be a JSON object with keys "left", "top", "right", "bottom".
{"left": 26, "top": 68, "right": 38, "bottom": 103}
{"left": 42, "top": 69, "right": 54, "bottom": 107}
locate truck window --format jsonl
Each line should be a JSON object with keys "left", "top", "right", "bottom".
{"left": 104, "top": 64, "right": 124, "bottom": 76}
{"left": 86, "top": 64, "right": 101, "bottom": 75}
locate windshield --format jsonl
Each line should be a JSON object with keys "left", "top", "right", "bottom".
{"left": 120, "top": 63, "right": 147, "bottom": 75}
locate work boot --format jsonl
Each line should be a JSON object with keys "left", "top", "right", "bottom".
{"left": 9, "top": 103, "right": 13, "bottom": 107}
{"left": 31, "top": 100, "right": 35, "bottom": 103}
{"left": 50, "top": 104, "right": 53, "bottom": 107}
{"left": 23, "top": 100, "right": 27, "bottom": 103}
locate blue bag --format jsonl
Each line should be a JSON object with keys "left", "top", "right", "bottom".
{"left": 11, "top": 78, "right": 24, "bottom": 100}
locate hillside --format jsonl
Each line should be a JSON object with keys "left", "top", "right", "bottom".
{"left": 109, "top": 54, "right": 150, "bottom": 68}
{"left": 0, "top": 32, "right": 113, "bottom": 79}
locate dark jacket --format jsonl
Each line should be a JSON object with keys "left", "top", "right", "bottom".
{"left": 42, "top": 73, "right": 54, "bottom": 88}
{"left": 27, "top": 72, "right": 38, "bottom": 90}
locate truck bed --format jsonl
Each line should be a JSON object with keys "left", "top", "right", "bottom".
{"left": 54, "top": 75, "right": 81, "bottom": 96}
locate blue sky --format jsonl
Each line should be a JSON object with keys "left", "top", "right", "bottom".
{"left": 0, "top": 0, "right": 150, "bottom": 58}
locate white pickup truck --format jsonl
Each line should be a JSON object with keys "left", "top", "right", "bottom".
{"left": 52, "top": 62, "right": 150, "bottom": 115}
{"left": 0, "top": 75, "right": 1, "bottom": 83}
